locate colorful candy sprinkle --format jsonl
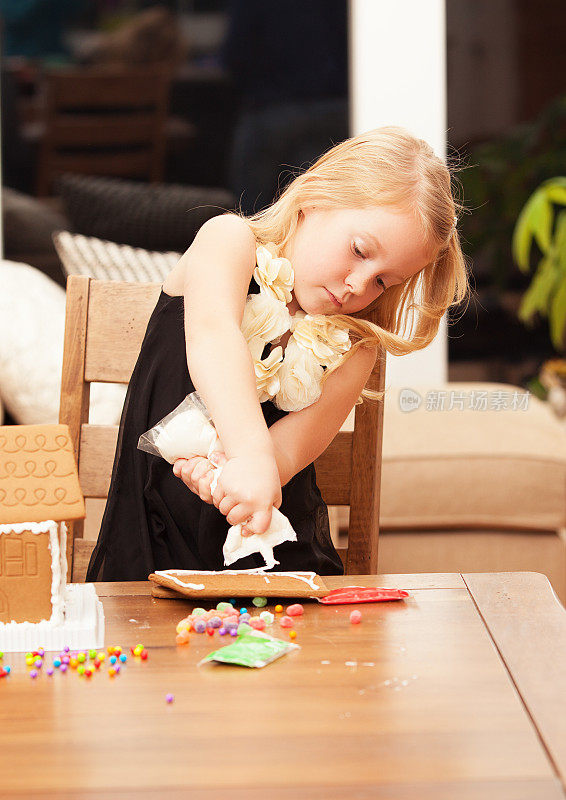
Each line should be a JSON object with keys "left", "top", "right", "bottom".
{"left": 274, "top": 604, "right": 283, "bottom": 613}
{"left": 53, "top": 658, "right": 62, "bottom": 668}
{"left": 289, "top": 630, "right": 297, "bottom": 640}
{"left": 109, "top": 655, "right": 117, "bottom": 665}
{"left": 77, "top": 652, "right": 86, "bottom": 664}
{"left": 140, "top": 649, "right": 148, "bottom": 661}
{"left": 166, "top": 693, "right": 174, "bottom": 703}
{"left": 119, "top": 654, "right": 127, "bottom": 663}
{"left": 286, "top": 604, "right": 304, "bottom": 617}
{"left": 252, "top": 596, "right": 267, "bottom": 607}
{"left": 350, "top": 610, "right": 362, "bottom": 624}
{"left": 29, "top": 669, "right": 38, "bottom": 679}
{"left": 260, "top": 611, "right": 274, "bottom": 625}
{"left": 279, "top": 615, "right": 294, "bottom": 628}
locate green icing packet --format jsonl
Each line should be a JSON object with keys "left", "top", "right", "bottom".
{"left": 199, "top": 628, "right": 300, "bottom": 668}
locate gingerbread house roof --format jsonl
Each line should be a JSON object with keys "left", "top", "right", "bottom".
{"left": 0, "top": 424, "right": 85, "bottom": 525}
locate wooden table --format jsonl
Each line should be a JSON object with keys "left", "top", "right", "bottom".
{"left": 1, "top": 572, "right": 565, "bottom": 799}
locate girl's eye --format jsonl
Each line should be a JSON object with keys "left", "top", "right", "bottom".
{"left": 352, "top": 241, "right": 364, "bottom": 258}
{"left": 375, "top": 276, "right": 386, "bottom": 290}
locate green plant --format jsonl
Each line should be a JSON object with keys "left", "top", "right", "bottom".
{"left": 512, "top": 178, "right": 566, "bottom": 352}
{"left": 458, "top": 95, "right": 566, "bottom": 292}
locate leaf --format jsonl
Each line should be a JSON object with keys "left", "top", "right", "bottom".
{"left": 530, "top": 192, "right": 553, "bottom": 254}
{"left": 512, "top": 199, "right": 535, "bottom": 271}
{"left": 545, "top": 185, "right": 566, "bottom": 205}
{"left": 518, "top": 258, "right": 557, "bottom": 323}
{"left": 554, "top": 211, "right": 566, "bottom": 272}
{"left": 549, "top": 276, "right": 566, "bottom": 351}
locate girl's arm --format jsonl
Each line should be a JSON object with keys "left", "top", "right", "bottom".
{"left": 179, "top": 214, "right": 281, "bottom": 533}
{"left": 269, "top": 344, "right": 379, "bottom": 485}
{"left": 174, "top": 345, "right": 377, "bottom": 516}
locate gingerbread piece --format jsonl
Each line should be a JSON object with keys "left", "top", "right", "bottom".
{"left": 0, "top": 425, "right": 85, "bottom": 628}
{"left": 149, "top": 568, "right": 329, "bottom": 599}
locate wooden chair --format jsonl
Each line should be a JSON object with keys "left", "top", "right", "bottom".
{"left": 59, "top": 276, "right": 386, "bottom": 580}
{"left": 36, "top": 68, "right": 171, "bottom": 196}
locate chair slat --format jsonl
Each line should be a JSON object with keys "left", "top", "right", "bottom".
{"left": 49, "top": 71, "right": 170, "bottom": 108}
{"left": 79, "top": 425, "right": 118, "bottom": 497}
{"left": 314, "top": 432, "right": 352, "bottom": 505}
{"left": 80, "top": 424, "right": 354, "bottom": 504}
{"left": 346, "top": 344, "right": 386, "bottom": 573}
{"left": 85, "top": 281, "right": 162, "bottom": 383}
{"left": 52, "top": 115, "right": 158, "bottom": 146}
{"left": 50, "top": 151, "right": 154, "bottom": 179}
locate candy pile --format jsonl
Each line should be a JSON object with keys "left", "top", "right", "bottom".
{"left": 175, "top": 598, "right": 303, "bottom": 644}
{"left": 0, "top": 644, "right": 149, "bottom": 680}
{"left": 0, "top": 651, "right": 10, "bottom": 679}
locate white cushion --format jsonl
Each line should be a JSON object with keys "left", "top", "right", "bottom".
{"left": 53, "top": 231, "right": 181, "bottom": 283}
{"left": 0, "top": 260, "right": 126, "bottom": 425}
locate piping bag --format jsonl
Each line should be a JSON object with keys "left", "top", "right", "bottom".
{"left": 138, "top": 392, "right": 297, "bottom": 569}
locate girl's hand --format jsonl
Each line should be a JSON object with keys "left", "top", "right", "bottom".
{"left": 211, "top": 452, "right": 281, "bottom": 537}
{"left": 173, "top": 455, "right": 218, "bottom": 505}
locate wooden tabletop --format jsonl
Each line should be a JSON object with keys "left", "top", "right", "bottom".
{"left": 1, "top": 572, "right": 565, "bottom": 799}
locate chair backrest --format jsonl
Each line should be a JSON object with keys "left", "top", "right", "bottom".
{"left": 37, "top": 68, "right": 171, "bottom": 196}
{"left": 60, "top": 276, "right": 386, "bottom": 579}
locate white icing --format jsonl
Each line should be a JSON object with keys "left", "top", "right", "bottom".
{"left": 155, "top": 575, "right": 205, "bottom": 590}
{"left": 223, "top": 507, "right": 297, "bottom": 569}
{"left": 154, "top": 568, "right": 321, "bottom": 591}
{"left": 0, "top": 583, "right": 104, "bottom": 653}
{"left": 153, "top": 407, "right": 220, "bottom": 464}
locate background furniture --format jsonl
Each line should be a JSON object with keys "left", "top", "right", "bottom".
{"left": 59, "top": 276, "right": 386, "bottom": 580}
{"left": 335, "top": 383, "right": 566, "bottom": 605}
{"left": 0, "top": 260, "right": 126, "bottom": 427}
{"left": 36, "top": 68, "right": 172, "bottom": 196}
{"left": 55, "top": 173, "right": 235, "bottom": 252}
{"left": 1, "top": 573, "right": 565, "bottom": 797}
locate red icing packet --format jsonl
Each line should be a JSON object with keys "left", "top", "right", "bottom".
{"left": 319, "top": 586, "right": 409, "bottom": 604}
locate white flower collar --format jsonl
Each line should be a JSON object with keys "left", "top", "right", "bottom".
{"left": 241, "top": 242, "right": 351, "bottom": 412}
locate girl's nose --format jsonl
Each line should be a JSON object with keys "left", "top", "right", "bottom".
{"left": 345, "top": 270, "right": 368, "bottom": 296}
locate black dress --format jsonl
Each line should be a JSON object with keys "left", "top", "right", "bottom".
{"left": 86, "top": 281, "right": 344, "bottom": 581}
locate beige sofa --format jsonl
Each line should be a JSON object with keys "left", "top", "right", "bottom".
{"left": 333, "top": 381, "right": 566, "bottom": 605}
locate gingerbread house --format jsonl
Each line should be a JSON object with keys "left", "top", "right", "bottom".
{"left": 0, "top": 424, "right": 103, "bottom": 651}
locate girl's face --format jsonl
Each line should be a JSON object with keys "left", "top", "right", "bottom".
{"left": 284, "top": 205, "right": 436, "bottom": 316}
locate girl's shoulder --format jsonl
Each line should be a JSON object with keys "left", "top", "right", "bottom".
{"left": 163, "top": 214, "right": 256, "bottom": 296}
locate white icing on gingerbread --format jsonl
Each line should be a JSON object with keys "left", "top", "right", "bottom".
{"left": 154, "top": 568, "right": 321, "bottom": 591}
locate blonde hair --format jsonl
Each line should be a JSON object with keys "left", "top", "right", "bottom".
{"left": 241, "top": 126, "right": 471, "bottom": 402}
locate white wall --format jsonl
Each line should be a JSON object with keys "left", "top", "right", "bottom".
{"left": 349, "top": 0, "right": 448, "bottom": 387}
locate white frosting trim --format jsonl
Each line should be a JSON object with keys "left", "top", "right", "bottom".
{"left": 0, "top": 520, "right": 67, "bottom": 624}
{"left": 154, "top": 568, "right": 321, "bottom": 591}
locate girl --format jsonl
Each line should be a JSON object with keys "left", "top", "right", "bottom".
{"left": 86, "top": 126, "right": 469, "bottom": 581}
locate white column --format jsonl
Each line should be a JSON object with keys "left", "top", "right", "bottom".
{"left": 350, "top": 0, "right": 447, "bottom": 387}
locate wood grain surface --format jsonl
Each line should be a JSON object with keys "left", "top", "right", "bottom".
{"left": 1, "top": 573, "right": 564, "bottom": 799}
